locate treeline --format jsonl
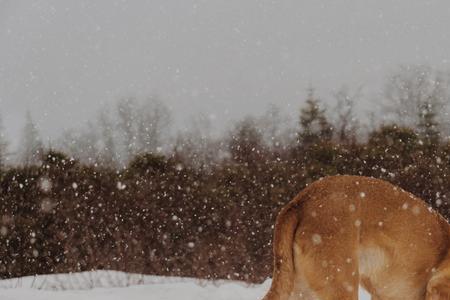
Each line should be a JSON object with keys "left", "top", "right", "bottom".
{"left": 0, "top": 65, "right": 450, "bottom": 282}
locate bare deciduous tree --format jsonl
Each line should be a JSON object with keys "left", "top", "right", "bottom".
{"left": 56, "top": 124, "right": 101, "bottom": 165}
{"left": 174, "top": 114, "right": 221, "bottom": 170}
{"left": 258, "top": 103, "right": 292, "bottom": 151}
{"left": 117, "top": 98, "right": 138, "bottom": 161}
{"left": 136, "top": 98, "right": 171, "bottom": 154}
{"left": 98, "top": 109, "right": 117, "bottom": 167}
{"left": 383, "top": 65, "right": 449, "bottom": 132}
{"left": 19, "top": 111, "right": 43, "bottom": 166}
{"left": 334, "top": 86, "right": 360, "bottom": 144}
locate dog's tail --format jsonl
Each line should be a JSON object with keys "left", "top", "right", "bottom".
{"left": 262, "top": 202, "right": 300, "bottom": 300}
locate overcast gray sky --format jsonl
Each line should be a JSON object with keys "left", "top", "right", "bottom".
{"left": 1, "top": 0, "right": 450, "bottom": 148}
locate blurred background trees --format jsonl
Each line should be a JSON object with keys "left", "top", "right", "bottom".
{"left": 1, "top": 65, "right": 450, "bottom": 283}
{"left": 383, "top": 66, "right": 449, "bottom": 148}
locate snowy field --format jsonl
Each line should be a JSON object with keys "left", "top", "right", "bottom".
{"left": 0, "top": 271, "right": 370, "bottom": 299}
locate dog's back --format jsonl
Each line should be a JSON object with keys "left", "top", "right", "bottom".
{"left": 262, "top": 175, "right": 450, "bottom": 300}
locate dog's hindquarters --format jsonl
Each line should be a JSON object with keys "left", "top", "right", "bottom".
{"left": 290, "top": 190, "right": 361, "bottom": 300}
{"left": 263, "top": 185, "right": 361, "bottom": 300}
{"left": 263, "top": 202, "right": 300, "bottom": 300}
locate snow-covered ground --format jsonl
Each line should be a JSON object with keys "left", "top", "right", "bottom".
{"left": 0, "top": 271, "right": 370, "bottom": 299}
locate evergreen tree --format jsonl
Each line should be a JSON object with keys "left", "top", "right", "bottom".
{"left": 298, "top": 87, "right": 333, "bottom": 148}
{"left": 228, "top": 117, "right": 264, "bottom": 164}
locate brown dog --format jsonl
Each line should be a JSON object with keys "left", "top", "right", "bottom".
{"left": 261, "top": 175, "right": 450, "bottom": 300}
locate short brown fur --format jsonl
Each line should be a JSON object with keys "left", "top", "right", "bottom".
{"left": 262, "top": 175, "right": 450, "bottom": 300}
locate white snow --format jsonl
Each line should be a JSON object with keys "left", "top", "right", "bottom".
{"left": 0, "top": 271, "right": 370, "bottom": 299}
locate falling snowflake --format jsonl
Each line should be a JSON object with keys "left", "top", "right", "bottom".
{"left": 312, "top": 234, "right": 322, "bottom": 245}
{"left": 117, "top": 182, "right": 126, "bottom": 190}
{"left": 39, "top": 178, "right": 52, "bottom": 192}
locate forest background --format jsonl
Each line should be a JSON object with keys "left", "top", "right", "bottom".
{"left": 0, "top": 65, "right": 449, "bottom": 283}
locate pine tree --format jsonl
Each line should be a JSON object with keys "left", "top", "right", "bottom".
{"left": 298, "top": 88, "right": 333, "bottom": 148}
{"left": 229, "top": 117, "right": 264, "bottom": 164}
